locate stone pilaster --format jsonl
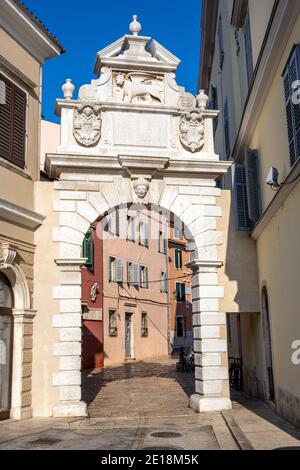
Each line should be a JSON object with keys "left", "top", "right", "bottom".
{"left": 52, "top": 259, "right": 87, "bottom": 417}
{"left": 188, "top": 260, "right": 232, "bottom": 412}
{"left": 11, "top": 309, "right": 36, "bottom": 420}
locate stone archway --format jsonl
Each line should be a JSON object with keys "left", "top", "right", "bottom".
{"left": 51, "top": 176, "right": 231, "bottom": 417}
{"left": 45, "top": 16, "right": 232, "bottom": 417}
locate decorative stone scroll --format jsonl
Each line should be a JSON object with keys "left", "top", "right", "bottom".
{"left": 179, "top": 110, "right": 205, "bottom": 153}
{"left": 73, "top": 105, "right": 101, "bottom": 147}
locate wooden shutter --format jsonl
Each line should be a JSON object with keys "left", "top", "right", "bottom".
{"left": 234, "top": 164, "right": 251, "bottom": 230}
{"left": 244, "top": 148, "right": 261, "bottom": 224}
{"left": 115, "top": 258, "right": 122, "bottom": 282}
{"left": 108, "top": 257, "right": 113, "bottom": 282}
{"left": 132, "top": 263, "right": 139, "bottom": 285}
{"left": 82, "top": 229, "right": 94, "bottom": 269}
{"left": 283, "top": 46, "right": 300, "bottom": 166}
{"left": 145, "top": 267, "right": 148, "bottom": 288}
{"left": 244, "top": 12, "right": 254, "bottom": 87}
{"left": 126, "top": 261, "right": 131, "bottom": 284}
{"left": 0, "top": 74, "right": 26, "bottom": 168}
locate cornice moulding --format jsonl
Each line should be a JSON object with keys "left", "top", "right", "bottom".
{"left": 0, "top": 198, "right": 45, "bottom": 230}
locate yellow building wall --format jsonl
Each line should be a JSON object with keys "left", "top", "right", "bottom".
{"left": 248, "top": 0, "right": 275, "bottom": 68}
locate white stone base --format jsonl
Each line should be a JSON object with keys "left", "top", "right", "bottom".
{"left": 52, "top": 400, "right": 87, "bottom": 417}
{"left": 189, "top": 394, "right": 232, "bottom": 413}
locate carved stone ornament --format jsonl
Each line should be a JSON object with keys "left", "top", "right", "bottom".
{"left": 179, "top": 110, "right": 205, "bottom": 153}
{"left": 90, "top": 283, "right": 99, "bottom": 303}
{"left": 73, "top": 105, "right": 101, "bottom": 147}
{"left": 0, "top": 243, "right": 17, "bottom": 268}
{"left": 133, "top": 178, "right": 150, "bottom": 199}
{"left": 113, "top": 72, "right": 164, "bottom": 104}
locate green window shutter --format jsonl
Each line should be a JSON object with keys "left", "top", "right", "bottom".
{"left": 115, "top": 258, "right": 122, "bottom": 283}
{"left": 244, "top": 148, "right": 262, "bottom": 224}
{"left": 234, "top": 164, "right": 251, "bottom": 231}
{"left": 82, "top": 229, "right": 94, "bottom": 269}
{"left": 176, "top": 283, "right": 181, "bottom": 301}
{"left": 175, "top": 249, "right": 182, "bottom": 268}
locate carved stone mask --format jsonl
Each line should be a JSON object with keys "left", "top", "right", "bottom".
{"left": 133, "top": 178, "right": 150, "bottom": 199}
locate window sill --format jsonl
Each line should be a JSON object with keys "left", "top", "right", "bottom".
{"left": 0, "top": 156, "right": 32, "bottom": 180}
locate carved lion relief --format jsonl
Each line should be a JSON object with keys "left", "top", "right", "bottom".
{"left": 73, "top": 105, "right": 101, "bottom": 147}
{"left": 179, "top": 110, "right": 205, "bottom": 153}
{"left": 113, "top": 72, "right": 164, "bottom": 104}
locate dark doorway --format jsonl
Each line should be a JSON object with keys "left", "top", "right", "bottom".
{"left": 262, "top": 287, "right": 275, "bottom": 402}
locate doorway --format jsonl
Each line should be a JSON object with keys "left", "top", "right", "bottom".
{"left": 125, "top": 313, "right": 133, "bottom": 358}
{"left": 0, "top": 273, "right": 13, "bottom": 420}
{"left": 262, "top": 287, "right": 275, "bottom": 402}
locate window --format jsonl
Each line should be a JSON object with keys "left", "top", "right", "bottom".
{"left": 218, "top": 16, "right": 225, "bottom": 69}
{"left": 127, "top": 216, "right": 135, "bottom": 241}
{"left": 127, "top": 262, "right": 139, "bottom": 286}
{"left": 174, "top": 249, "right": 183, "bottom": 269}
{"left": 108, "top": 208, "right": 120, "bottom": 236}
{"left": 109, "top": 310, "right": 118, "bottom": 336}
{"left": 244, "top": 11, "right": 254, "bottom": 87}
{"left": 109, "top": 257, "right": 122, "bottom": 282}
{"left": 139, "top": 221, "right": 149, "bottom": 247}
{"left": 158, "top": 230, "right": 167, "bottom": 253}
{"left": 139, "top": 265, "right": 148, "bottom": 288}
{"left": 211, "top": 85, "right": 219, "bottom": 133}
{"left": 82, "top": 228, "right": 94, "bottom": 269}
{"left": 176, "top": 283, "right": 186, "bottom": 302}
{"left": 160, "top": 271, "right": 168, "bottom": 293}
{"left": 0, "top": 73, "right": 26, "bottom": 169}
{"left": 224, "top": 99, "right": 231, "bottom": 158}
{"left": 174, "top": 227, "right": 183, "bottom": 240}
{"left": 176, "top": 316, "right": 184, "bottom": 338}
{"left": 282, "top": 45, "right": 300, "bottom": 166}
{"left": 141, "top": 312, "right": 148, "bottom": 337}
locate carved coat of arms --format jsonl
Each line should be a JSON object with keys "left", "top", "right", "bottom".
{"left": 73, "top": 105, "right": 101, "bottom": 146}
{"left": 179, "top": 110, "right": 205, "bottom": 153}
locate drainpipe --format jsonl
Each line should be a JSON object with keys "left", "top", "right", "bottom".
{"left": 166, "top": 233, "right": 171, "bottom": 355}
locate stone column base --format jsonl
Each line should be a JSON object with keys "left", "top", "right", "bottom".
{"left": 189, "top": 394, "right": 232, "bottom": 413}
{"left": 53, "top": 401, "right": 87, "bottom": 418}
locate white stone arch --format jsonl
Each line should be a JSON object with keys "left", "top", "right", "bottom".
{"left": 52, "top": 175, "right": 231, "bottom": 417}
{"left": 0, "top": 243, "right": 34, "bottom": 419}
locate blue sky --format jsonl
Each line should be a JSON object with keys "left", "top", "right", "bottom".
{"left": 24, "top": 0, "right": 202, "bottom": 123}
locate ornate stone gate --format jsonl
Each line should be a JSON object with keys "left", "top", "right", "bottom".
{"left": 45, "top": 16, "right": 231, "bottom": 417}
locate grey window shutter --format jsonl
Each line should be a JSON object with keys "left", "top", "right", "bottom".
{"left": 116, "top": 258, "right": 122, "bottom": 282}
{"left": 132, "top": 263, "right": 139, "bottom": 285}
{"left": 234, "top": 164, "right": 251, "bottom": 230}
{"left": 144, "top": 223, "right": 149, "bottom": 247}
{"left": 126, "top": 261, "right": 131, "bottom": 284}
{"left": 244, "top": 148, "right": 262, "bottom": 224}
{"left": 108, "top": 257, "right": 112, "bottom": 282}
{"left": 145, "top": 267, "right": 148, "bottom": 288}
{"left": 283, "top": 46, "right": 300, "bottom": 167}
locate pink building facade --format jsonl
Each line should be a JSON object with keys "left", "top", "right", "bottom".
{"left": 101, "top": 207, "right": 169, "bottom": 365}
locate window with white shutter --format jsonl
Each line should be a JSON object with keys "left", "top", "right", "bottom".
{"left": 109, "top": 257, "right": 122, "bottom": 282}
{"left": 282, "top": 45, "right": 300, "bottom": 167}
{"left": 0, "top": 73, "right": 26, "bottom": 168}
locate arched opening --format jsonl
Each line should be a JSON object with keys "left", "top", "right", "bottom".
{"left": 261, "top": 286, "right": 275, "bottom": 402}
{"left": 80, "top": 203, "right": 195, "bottom": 416}
{"left": 0, "top": 272, "right": 14, "bottom": 420}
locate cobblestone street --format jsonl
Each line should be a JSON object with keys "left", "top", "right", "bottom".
{"left": 82, "top": 356, "right": 195, "bottom": 419}
{"left": 0, "top": 356, "right": 300, "bottom": 450}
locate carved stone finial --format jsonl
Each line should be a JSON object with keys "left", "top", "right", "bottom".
{"left": 129, "top": 15, "right": 142, "bottom": 36}
{"left": 196, "top": 89, "right": 209, "bottom": 111}
{"left": 133, "top": 178, "right": 150, "bottom": 199}
{"left": 62, "top": 79, "right": 75, "bottom": 100}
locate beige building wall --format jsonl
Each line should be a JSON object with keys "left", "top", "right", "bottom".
{"left": 103, "top": 210, "right": 168, "bottom": 365}
{"left": 40, "top": 120, "right": 60, "bottom": 172}
{"left": 32, "top": 182, "right": 60, "bottom": 416}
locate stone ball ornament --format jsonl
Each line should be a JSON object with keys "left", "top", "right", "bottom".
{"left": 129, "top": 15, "right": 142, "bottom": 36}
{"left": 133, "top": 178, "right": 150, "bottom": 199}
